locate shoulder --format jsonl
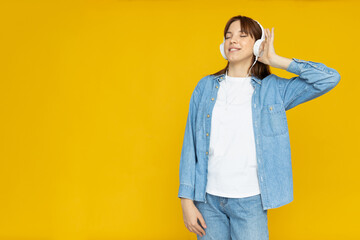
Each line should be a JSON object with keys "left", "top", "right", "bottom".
{"left": 193, "top": 75, "right": 212, "bottom": 93}
{"left": 260, "top": 73, "right": 283, "bottom": 87}
{"left": 258, "top": 73, "right": 274, "bottom": 85}
{"left": 197, "top": 74, "right": 212, "bottom": 88}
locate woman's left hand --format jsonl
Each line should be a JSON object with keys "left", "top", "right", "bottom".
{"left": 257, "top": 27, "right": 277, "bottom": 66}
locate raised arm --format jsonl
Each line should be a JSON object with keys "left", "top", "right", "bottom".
{"left": 272, "top": 56, "right": 341, "bottom": 111}
{"left": 256, "top": 28, "right": 341, "bottom": 111}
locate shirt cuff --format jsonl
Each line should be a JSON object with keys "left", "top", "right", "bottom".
{"left": 286, "top": 58, "right": 305, "bottom": 75}
{"left": 178, "top": 184, "right": 195, "bottom": 200}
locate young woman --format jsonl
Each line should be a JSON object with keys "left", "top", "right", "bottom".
{"left": 178, "top": 15, "right": 341, "bottom": 240}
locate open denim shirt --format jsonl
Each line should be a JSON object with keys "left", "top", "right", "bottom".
{"left": 178, "top": 58, "right": 341, "bottom": 210}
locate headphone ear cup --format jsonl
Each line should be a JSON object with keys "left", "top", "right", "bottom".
{"left": 220, "top": 39, "right": 227, "bottom": 60}
{"left": 253, "top": 39, "right": 263, "bottom": 57}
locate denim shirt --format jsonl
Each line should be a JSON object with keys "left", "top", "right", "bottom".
{"left": 178, "top": 58, "right": 341, "bottom": 210}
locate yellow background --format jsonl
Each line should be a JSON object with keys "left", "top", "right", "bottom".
{"left": 0, "top": 0, "right": 359, "bottom": 239}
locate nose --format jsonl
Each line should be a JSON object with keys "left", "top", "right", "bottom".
{"left": 230, "top": 37, "right": 239, "bottom": 44}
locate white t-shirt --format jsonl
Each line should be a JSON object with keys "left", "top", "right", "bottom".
{"left": 205, "top": 73, "right": 261, "bottom": 198}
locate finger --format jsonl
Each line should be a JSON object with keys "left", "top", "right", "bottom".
{"left": 198, "top": 215, "right": 207, "bottom": 229}
{"left": 268, "top": 29, "right": 271, "bottom": 40}
{"left": 194, "top": 223, "right": 206, "bottom": 236}
{"left": 191, "top": 225, "right": 204, "bottom": 237}
{"left": 190, "top": 226, "right": 203, "bottom": 237}
{"left": 264, "top": 28, "right": 268, "bottom": 40}
{"left": 264, "top": 35, "right": 268, "bottom": 49}
{"left": 271, "top": 27, "right": 274, "bottom": 43}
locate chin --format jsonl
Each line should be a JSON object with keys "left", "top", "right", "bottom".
{"left": 228, "top": 57, "right": 245, "bottom": 63}
{"left": 228, "top": 55, "right": 251, "bottom": 63}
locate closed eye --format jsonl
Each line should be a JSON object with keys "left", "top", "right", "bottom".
{"left": 225, "top": 35, "right": 248, "bottom": 39}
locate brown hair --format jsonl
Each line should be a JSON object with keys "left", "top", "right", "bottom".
{"left": 211, "top": 15, "right": 271, "bottom": 80}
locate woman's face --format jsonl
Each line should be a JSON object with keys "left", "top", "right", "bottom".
{"left": 224, "top": 20, "right": 255, "bottom": 63}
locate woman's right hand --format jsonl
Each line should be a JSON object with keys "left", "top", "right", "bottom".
{"left": 180, "top": 198, "right": 207, "bottom": 237}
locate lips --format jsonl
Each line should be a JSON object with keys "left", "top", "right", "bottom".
{"left": 229, "top": 47, "right": 240, "bottom": 52}
{"left": 229, "top": 48, "right": 241, "bottom": 52}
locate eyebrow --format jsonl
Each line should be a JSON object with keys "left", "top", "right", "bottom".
{"left": 226, "top": 30, "right": 247, "bottom": 34}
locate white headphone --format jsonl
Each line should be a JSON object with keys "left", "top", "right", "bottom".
{"left": 220, "top": 19, "right": 265, "bottom": 77}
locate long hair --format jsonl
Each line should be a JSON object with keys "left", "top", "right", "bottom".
{"left": 211, "top": 15, "right": 271, "bottom": 80}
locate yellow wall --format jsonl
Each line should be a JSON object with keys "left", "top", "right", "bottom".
{"left": 0, "top": 0, "right": 358, "bottom": 239}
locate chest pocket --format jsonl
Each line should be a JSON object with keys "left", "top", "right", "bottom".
{"left": 261, "top": 103, "right": 288, "bottom": 137}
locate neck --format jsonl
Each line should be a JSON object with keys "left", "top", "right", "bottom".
{"left": 227, "top": 57, "right": 254, "bottom": 77}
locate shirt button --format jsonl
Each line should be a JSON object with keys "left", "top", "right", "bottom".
{"left": 211, "top": 98, "right": 214, "bottom": 101}
{"left": 207, "top": 114, "right": 210, "bottom": 118}
{"left": 260, "top": 176, "right": 263, "bottom": 181}
{"left": 254, "top": 104, "right": 256, "bottom": 108}
{"left": 206, "top": 152, "right": 209, "bottom": 155}
{"left": 216, "top": 85, "right": 219, "bottom": 88}
{"left": 206, "top": 133, "right": 209, "bottom": 136}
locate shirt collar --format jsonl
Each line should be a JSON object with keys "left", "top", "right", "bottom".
{"left": 213, "top": 73, "right": 262, "bottom": 85}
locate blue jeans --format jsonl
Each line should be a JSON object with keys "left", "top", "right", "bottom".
{"left": 194, "top": 193, "right": 269, "bottom": 240}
